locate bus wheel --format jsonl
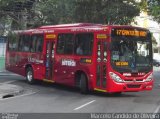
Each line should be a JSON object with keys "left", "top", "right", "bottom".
{"left": 26, "top": 67, "right": 35, "bottom": 84}
{"left": 80, "top": 74, "right": 88, "bottom": 94}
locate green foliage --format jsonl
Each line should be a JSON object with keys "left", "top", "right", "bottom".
{"left": 71, "top": 0, "right": 139, "bottom": 24}
{"left": 0, "top": 0, "right": 35, "bottom": 30}
{"left": 148, "top": 0, "right": 160, "bottom": 23}
{"left": 0, "top": 0, "right": 141, "bottom": 30}
{"left": 34, "top": 0, "right": 74, "bottom": 26}
{"left": 36, "top": 0, "right": 140, "bottom": 25}
{"left": 138, "top": 0, "right": 148, "bottom": 11}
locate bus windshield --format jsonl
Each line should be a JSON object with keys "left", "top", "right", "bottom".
{"left": 111, "top": 38, "right": 152, "bottom": 73}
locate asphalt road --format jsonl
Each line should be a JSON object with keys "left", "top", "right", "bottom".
{"left": 0, "top": 67, "right": 160, "bottom": 117}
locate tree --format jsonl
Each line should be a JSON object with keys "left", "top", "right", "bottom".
{"left": 0, "top": 0, "right": 141, "bottom": 30}
{"left": 34, "top": 0, "right": 140, "bottom": 26}
{"left": 148, "top": 0, "right": 160, "bottom": 23}
{"left": 0, "top": 0, "right": 35, "bottom": 30}
{"left": 33, "top": 0, "right": 75, "bottom": 26}
{"left": 71, "top": 0, "right": 140, "bottom": 25}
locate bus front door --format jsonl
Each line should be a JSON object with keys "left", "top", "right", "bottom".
{"left": 96, "top": 40, "right": 107, "bottom": 91}
{"left": 45, "top": 41, "right": 55, "bottom": 81}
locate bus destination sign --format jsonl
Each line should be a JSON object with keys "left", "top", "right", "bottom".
{"left": 112, "top": 28, "right": 148, "bottom": 37}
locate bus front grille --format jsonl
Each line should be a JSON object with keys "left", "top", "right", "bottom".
{"left": 127, "top": 84, "right": 141, "bottom": 88}
{"left": 124, "top": 79, "right": 144, "bottom": 82}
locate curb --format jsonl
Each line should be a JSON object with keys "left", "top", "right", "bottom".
{"left": 0, "top": 70, "right": 18, "bottom": 76}
{"left": 0, "top": 73, "right": 18, "bottom": 76}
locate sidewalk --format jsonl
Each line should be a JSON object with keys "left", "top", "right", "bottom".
{"left": 0, "top": 69, "right": 18, "bottom": 76}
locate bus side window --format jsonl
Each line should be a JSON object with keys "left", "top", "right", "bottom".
{"left": 18, "top": 35, "right": 30, "bottom": 52}
{"left": 23, "top": 35, "right": 30, "bottom": 52}
{"left": 57, "top": 35, "right": 65, "bottom": 54}
{"left": 30, "top": 34, "right": 43, "bottom": 53}
{"left": 75, "top": 33, "right": 93, "bottom": 56}
{"left": 8, "top": 33, "right": 19, "bottom": 51}
{"left": 18, "top": 35, "right": 24, "bottom": 52}
{"left": 64, "top": 34, "right": 74, "bottom": 54}
{"left": 36, "top": 35, "right": 43, "bottom": 52}
{"left": 30, "top": 35, "right": 36, "bottom": 52}
{"left": 57, "top": 34, "right": 74, "bottom": 55}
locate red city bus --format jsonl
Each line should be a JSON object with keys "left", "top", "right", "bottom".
{"left": 5, "top": 23, "right": 153, "bottom": 94}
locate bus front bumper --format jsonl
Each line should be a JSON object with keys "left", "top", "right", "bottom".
{"left": 108, "top": 80, "right": 153, "bottom": 92}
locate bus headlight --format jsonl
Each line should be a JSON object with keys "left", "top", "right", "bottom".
{"left": 109, "top": 72, "right": 123, "bottom": 83}
{"left": 145, "top": 73, "right": 153, "bottom": 82}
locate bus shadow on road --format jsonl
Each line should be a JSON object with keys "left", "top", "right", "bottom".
{"left": 16, "top": 80, "right": 141, "bottom": 98}
{"left": 30, "top": 80, "right": 81, "bottom": 93}
{"left": 91, "top": 91, "right": 140, "bottom": 98}
{"left": 35, "top": 81, "right": 139, "bottom": 97}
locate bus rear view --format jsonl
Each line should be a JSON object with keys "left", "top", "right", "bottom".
{"left": 107, "top": 27, "right": 153, "bottom": 93}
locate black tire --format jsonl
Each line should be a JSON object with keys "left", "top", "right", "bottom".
{"left": 26, "top": 67, "right": 35, "bottom": 84}
{"left": 80, "top": 74, "right": 88, "bottom": 94}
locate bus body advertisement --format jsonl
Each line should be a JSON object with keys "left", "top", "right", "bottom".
{"left": 5, "top": 23, "right": 153, "bottom": 94}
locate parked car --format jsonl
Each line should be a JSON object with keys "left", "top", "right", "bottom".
{"left": 153, "top": 59, "right": 160, "bottom": 67}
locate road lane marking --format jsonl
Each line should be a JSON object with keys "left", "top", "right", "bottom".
{"left": 154, "top": 105, "right": 160, "bottom": 113}
{"left": 74, "top": 100, "right": 96, "bottom": 110}
{"left": 150, "top": 105, "right": 160, "bottom": 119}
